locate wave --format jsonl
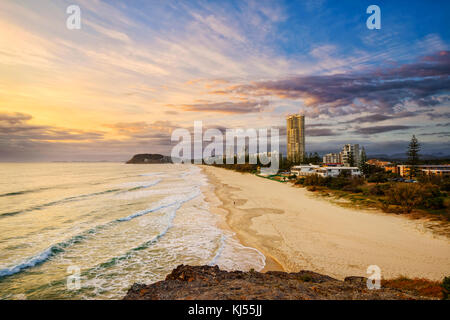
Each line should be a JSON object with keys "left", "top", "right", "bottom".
{"left": 139, "top": 172, "right": 163, "bottom": 177}
{"left": 13, "top": 202, "right": 184, "bottom": 296}
{"left": 113, "top": 184, "right": 200, "bottom": 200}
{"left": 116, "top": 188, "right": 200, "bottom": 221}
{"left": 208, "top": 234, "right": 226, "bottom": 266}
{"left": 0, "top": 188, "right": 121, "bottom": 218}
{"left": 1, "top": 179, "right": 163, "bottom": 218}
{"left": 0, "top": 233, "right": 87, "bottom": 278}
{"left": 118, "top": 179, "right": 161, "bottom": 191}
{"left": 97, "top": 203, "right": 180, "bottom": 270}
{"left": 0, "top": 190, "right": 200, "bottom": 279}
{"left": 0, "top": 187, "right": 52, "bottom": 198}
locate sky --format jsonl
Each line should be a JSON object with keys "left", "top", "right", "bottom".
{"left": 0, "top": 0, "right": 449, "bottom": 161}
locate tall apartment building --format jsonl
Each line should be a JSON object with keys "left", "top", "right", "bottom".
{"left": 286, "top": 114, "right": 305, "bottom": 163}
{"left": 341, "top": 144, "right": 360, "bottom": 167}
{"left": 323, "top": 153, "right": 342, "bottom": 164}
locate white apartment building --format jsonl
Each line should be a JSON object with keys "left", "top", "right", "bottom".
{"left": 290, "top": 165, "right": 320, "bottom": 176}
{"left": 322, "top": 153, "right": 342, "bottom": 164}
{"left": 291, "top": 165, "right": 361, "bottom": 177}
{"left": 341, "top": 144, "right": 360, "bottom": 167}
{"left": 316, "top": 166, "right": 361, "bottom": 177}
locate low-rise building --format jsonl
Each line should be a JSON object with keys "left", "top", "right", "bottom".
{"left": 290, "top": 165, "right": 320, "bottom": 176}
{"left": 421, "top": 168, "right": 450, "bottom": 176}
{"left": 391, "top": 164, "right": 450, "bottom": 177}
{"left": 367, "top": 159, "right": 392, "bottom": 167}
{"left": 291, "top": 165, "right": 361, "bottom": 177}
{"left": 384, "top": 165, "right": 398, "bottom": 174}
{"left": 316, "top": 166, "right": 361, "bottom": 177}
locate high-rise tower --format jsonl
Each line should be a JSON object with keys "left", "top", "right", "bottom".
{"left": 286, "top": 114, "right": 305, "bottom": 163}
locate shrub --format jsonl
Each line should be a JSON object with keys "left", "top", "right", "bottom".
{"left": 382, "top": 183, "right": 447, "bottom": 213}
{"left": 329, "top": 176, "right": 364, "bottom": 191}
{"left": 295, "top": 177, "right": 305, "bottom": 185}
{"left": 342, "top": 184, "right": 362, "bottom": 193}
{"left": 367, "top": 172, "right": 389, "bottom": 183}
{"left": 419, "top": 176, "right": 450, "bottom": 192}
{"left": 442, "top": 181, "right": 450, "bottom": 192}
{"left": 422, "top": 196, "right": 445, "bottom": 210}
{"left": 418, "top": 184, "right": 445, "bottom": 210}
{"left": 303, "top": 174, "right": 328, "bottom": 187}
{"left": 442, "top": 276, "right": 450, "bottom": 300}
{"left": 385, "top": 183, "right": 423, "bottom": 213}
{"left": 327, "top": 177, "right": 349, "bottom": 189}
{"left": 367, "top": 183, "right": 390, "bottom": 196}
{"left": 383, "top": 277, "right": 444, "bottom": 299}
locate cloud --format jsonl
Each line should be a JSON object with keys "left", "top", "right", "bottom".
{"left": 179, "top": 100, "right": 270, "bottom": 114}
{"left": 84, "top": 20, "right": 132, "bottom": 43}
{"left": 427, "top": 112, "right": 450, "bottom": 120}
{"left": 0, "top": 113, "right": 178, "bottom": 161}
{"left": 0, "top": 112, "right": 33, "bottom": 125}
{"left": 217, "top": 51, "right": 450, "bottom": 118}
{"left": 353, "top": 125, "right": 418, "bottom": 135}
{"left": 307, "top": 128, "right": 340, "bottom": 136}
{"left": 0, "top": 111, "right": 105, "bottom": 142}
{"left": 340, "top": 111, "right": 419, "bottom": 124}
{"left": 104, "top": 120, "right": 179, "bottom": 137}
{"left": 421, "top": 131, "right": 450, "bottom": 137}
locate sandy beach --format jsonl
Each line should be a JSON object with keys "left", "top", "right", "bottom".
{"left": 201, "top": 165, "right": 450, "bottom": 281}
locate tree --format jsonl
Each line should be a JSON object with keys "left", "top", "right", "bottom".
{"left": 407, "top": 135, "right": 421, "bottom": 178}
{"left": 359, "top": 146, "right": 369, "bottom": 176}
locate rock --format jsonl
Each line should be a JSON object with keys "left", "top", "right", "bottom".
{"left": 126, "top": 154, "right": 173, "bottom": 164}
{"left": 123, "top": 265, "right": 433, "bottom": 300}
{"left": 344, "top": 276, "right": 368, "bottom": 287}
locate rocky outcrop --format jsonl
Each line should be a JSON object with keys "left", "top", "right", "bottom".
{"left": 123, "top": 265, "right": 432, "bottom": 300}
{"left": 126, "top": 154, "right": 173, "bottom": 164}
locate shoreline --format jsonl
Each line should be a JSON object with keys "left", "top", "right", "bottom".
{"left": 200, "top": 165, "right": 450, "bottom": 280}
{"left": 201, "top": 168, "right": 285, "bottom": 272}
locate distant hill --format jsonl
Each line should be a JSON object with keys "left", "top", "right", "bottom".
{"left": 368, "top": 153, "right": 450, "bottom": 161}
{"left": 126, "top": 154, "right": 173, "bottom": 164}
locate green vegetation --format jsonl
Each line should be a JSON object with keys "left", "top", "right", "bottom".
{"left": 382, "top": 276, "right": 449, "bottom": 299}
{"left": 359, "top": 147, "right": 370, "bottom": 176}
{"left": 442, "top": 276, "right": 450, "bottom": 300}
{"left": 407, "top": 135, "right": 421, "bottom": 178}
{"left": 294, "top": 173, "right": 449, "bottom": 219}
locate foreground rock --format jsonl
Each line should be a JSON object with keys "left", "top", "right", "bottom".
{"left": 123, "top": 265, "right": 432, "bottom": 300}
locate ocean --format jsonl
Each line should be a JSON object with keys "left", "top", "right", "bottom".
{"left": 0, "top": 163, "right": 265, "bottom": 299}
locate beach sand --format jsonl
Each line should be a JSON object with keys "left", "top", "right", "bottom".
{"left": 201, "top": 165, "right": 450, "bottom": 280}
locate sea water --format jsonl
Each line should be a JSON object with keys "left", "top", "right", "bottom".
{"left": 0, "top": 163, "right": 265, "bottom": 299}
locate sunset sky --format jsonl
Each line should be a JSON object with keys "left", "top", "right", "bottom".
{"left": 1, "top": 0, "right": 449, "bottom": 161}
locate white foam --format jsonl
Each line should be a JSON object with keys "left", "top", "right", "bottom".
{"left": 116, "top": 188, "right": 201, "bottom": 222}
{"left": 0, "top": 246, "right": 54, "bottom": 278}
